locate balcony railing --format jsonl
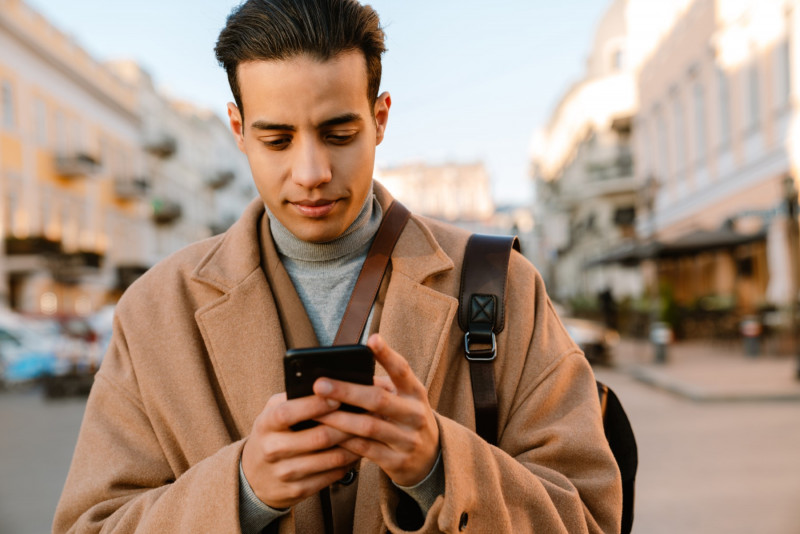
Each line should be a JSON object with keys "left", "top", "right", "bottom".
{"left": 115, "top": 264, "right": 150, "bottom": 291}
{"left": 48, "top": 251, "right": 105, "bottom": 285}
{"left": 208, "top": 215, "right": 238, "bottom": 236}
{"left": 4, "top": 236, "right": 62, "bottom": 256}
{"left": 143, "top": 134, "right": 177, "bottom": 159}
{"left": 207, "top": 171, "right": 235, "bottom": 190}
{"left": 55, "top": 152, "right": 100, "bottom": 178}
{"left": 114, "top": 177, "right": 151, "bottom": 200}
{"left": 151, "top": 198, "right": 183, "bottom": 225}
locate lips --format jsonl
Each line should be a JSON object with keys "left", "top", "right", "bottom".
{"left": 290, "top": 199, "right": 338, "bottom": 218}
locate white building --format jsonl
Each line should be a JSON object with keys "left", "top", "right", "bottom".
{"left": 633, "top": 0, "right": 800, "bottom": 314}
{"left": 0, "top": 0, "right": 253, "bottom": 315}
{"left": 530, "top": 0, "right": 685, "bottom": 302}
{"left": 0, "top": 0, "right": 145, "bottom": 314}
{"left": 377, "top": 161, "right": 494, "bottom": 223}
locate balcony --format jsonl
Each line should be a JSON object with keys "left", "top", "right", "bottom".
{"left": 143, "top": 134, "right": 177, "bottom": 159}
{"left": 151, "top": 198, "right": 182, "bottom": 225}
{"left": 115, "top": 264, "right": 150, "bottom": 291}
{"left": 208, "top": 215, "right": 238, "bottom": 235}
{"left": 207, "top": 171, "right": 235, "bottom": 190}
{"left": 4, "top": 236, "right": 61, "bottom": 256}
{"left": 48, "top": 250, "right": 105, "bottom": 285}
{"left": 55, "top": 152, "right": 100, "bottom": 178}
{"left": 114, "top": 177, "right": 150, "bottom": 200}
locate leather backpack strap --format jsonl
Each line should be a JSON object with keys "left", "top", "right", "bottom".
{"left": 458, "top": 234, "right": 520, "bottom": 446}
{"left": 333, "top": 200, "right": 411, "bottom": 345}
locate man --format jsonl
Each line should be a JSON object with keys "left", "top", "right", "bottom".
{"left": 54, "top": 1, "right": 622, "bottom": 532}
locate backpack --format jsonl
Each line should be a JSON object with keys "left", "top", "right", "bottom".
{"left": 458, "top": 234, "right": 637, "bottom": 534}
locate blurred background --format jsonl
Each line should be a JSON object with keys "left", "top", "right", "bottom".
{"left": 1, "top": 0, "right": 800, "bottom": 532}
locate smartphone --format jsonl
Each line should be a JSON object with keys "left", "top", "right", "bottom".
{"left": 283, "top": 344, "right": 375, "bottom": 431}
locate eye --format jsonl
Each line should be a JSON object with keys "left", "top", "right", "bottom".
{"left": 261, "top": 137, "right": 291, "bottom": 150}
{"left": 327, "top": 132, "right": 357, "bottom": 145}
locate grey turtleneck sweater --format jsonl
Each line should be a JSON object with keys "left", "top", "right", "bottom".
{"left": 239, "top": 187, "right": 444, "bottom": 533}
{"left": 268, "top": 187, "right": 383, "bottom": 345}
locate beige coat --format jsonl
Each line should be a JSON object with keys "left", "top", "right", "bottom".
{"left": 54, "top": 184, "right": 621, "bottom": 533}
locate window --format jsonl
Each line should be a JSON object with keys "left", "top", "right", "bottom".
{"left": 655, "top": 107, "right": 669, "bottom": 179}
{"left": 613, "top": 206, "right": 636, "bottom": 226}
{"left": 612, "top": 48, "right": 624, "bottom": 71}
{"left": 34, "top": 98, "right": 47, "bottom": 146}
{"left": 748, "top": 60, "right": 760, "bottom": 129}
{"left": 776, "top": 38, "right": 791, "bottom": 108}
{"left": 693, "top": 81, "right": 706, "bottom": 160}
{"left": 55, "top": 111, "right": 67, "bottom": 152}
{"left": 716, "top": 66, "right": 731, "bottom": 146}
{"left": 1, "top": 80, "right": 14, "bottom": 130}
{"left": 672, "top": 91, "right": 686, "bottom": 171}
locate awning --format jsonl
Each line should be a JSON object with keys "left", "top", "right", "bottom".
{"left": 658, "top": 227, "right": 765, "bottom": 257}
{"left": 585, "top": 227, "right": 766, "bottom": 267}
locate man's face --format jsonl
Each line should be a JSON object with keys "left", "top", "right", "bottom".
{"left": 228, "top": 51, "right": 390, "bottom": 243}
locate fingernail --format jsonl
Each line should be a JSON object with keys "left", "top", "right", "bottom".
{"left": 326, "top": 399, "right": 340, "bottom": 409}
{"left": 316, "top": 380, "right": 332, "bottom": 395}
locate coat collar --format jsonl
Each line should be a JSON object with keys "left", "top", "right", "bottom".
{"left": 190, "top": 181, "right": 457, "bottom": 438}
{"left": 192, "top": 182, "right": 454, "bottom": 291}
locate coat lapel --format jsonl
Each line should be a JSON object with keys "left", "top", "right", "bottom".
{"left": 192, "top": 199, "right": 288, "bottom": 439}
{"left": 374, "top": 188, "right": 458, "bottom": 389}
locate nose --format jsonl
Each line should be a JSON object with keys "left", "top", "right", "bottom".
{"left": 291, "top": 137, "right": 332, "bottom": 189}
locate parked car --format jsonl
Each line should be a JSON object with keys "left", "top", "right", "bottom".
{"left": 44, "top": 314, "right": 105, "bottom": 398}
{"left": 552, "top": 303, "right": 619, "bottom": 366}
{"left": 0, "top": 315, "right": 60, "bottom": 386}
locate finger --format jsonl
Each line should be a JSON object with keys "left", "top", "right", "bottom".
{"left": 261, "top": 394, "right": 341, "bottom": 432}
{"left": 367, "top": 334, "right": 424, "bottom": 396}
{"left": 373, "top": 375, "right": 397, "bottom": 394}
{"left": 314, "top": 378, "right": 422, "bottom": 424}
{"left": 261, "top": 461, "right": 360, "bottom": 510}
{"left": 273, "top": 447, "right": 361, "bottom": 483}
{"left": 252, "top": 422, "right": 354, "bottom": 465}
{"left": 315, "top": 410, "right": 416, "bottom": 450}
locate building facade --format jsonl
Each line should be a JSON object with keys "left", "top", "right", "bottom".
{"left": 0, "top": 0, "right": 252, "bottom": 316}
{"left": 530, "top": 0, "right": 687, "bottom": 303}
{"left": 633, "top": 0, "right": 800, "bottom": 315}
{"left": 377, "top": 161, "right": 495, "bottom": 224}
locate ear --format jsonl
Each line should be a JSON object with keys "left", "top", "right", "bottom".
{"left": 227, "top": 102, "right": 246, "bottom": 153}
{"left": 374, "top": 91, "right": 391, "bottom": 146}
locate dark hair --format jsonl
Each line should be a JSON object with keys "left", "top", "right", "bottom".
{"left": 215, "top": 0, "right": 386, "bottom": 118}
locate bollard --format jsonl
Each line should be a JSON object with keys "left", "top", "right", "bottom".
{"left": 740, "top": 316, "right": 761, "bottom": 358}
{"left": 650, "top": 321, "right": 672, "bottom": 364}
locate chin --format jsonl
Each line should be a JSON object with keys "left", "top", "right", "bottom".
{"left": 293, "top": 223, "right": 345, "bottom": 244}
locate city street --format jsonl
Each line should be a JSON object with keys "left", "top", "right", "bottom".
{"left": 1, "top": 365, "right": 799, "bottom": 533}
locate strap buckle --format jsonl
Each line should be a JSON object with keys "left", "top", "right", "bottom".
{"left": 464, "top": 331, "right": 497, "bottom": 361}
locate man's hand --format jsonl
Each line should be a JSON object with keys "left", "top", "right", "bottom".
{"left": 313, "top": 334, "right": 441, "bottom": 487}
{"left": 241, "top": 393, "right": 360, "bottom": 510}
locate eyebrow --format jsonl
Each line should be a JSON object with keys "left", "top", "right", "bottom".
{"left": 249, "top": 112, "right": 363, "bottom": 132}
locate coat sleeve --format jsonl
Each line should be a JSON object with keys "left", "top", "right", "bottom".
{"left": 379, "top": 254, "right": 623, "bottom": 534}
{"left": 52, "top": 315, "right": 245, "bottom": 533}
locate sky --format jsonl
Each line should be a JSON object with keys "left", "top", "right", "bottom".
{"left": 25, "top": 0, "right": 611, "bottom": 206}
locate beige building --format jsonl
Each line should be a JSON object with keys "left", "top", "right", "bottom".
{"left": 0, "top": 0, "right": 144, "bottom": 314}
{"left": 531, "top": 0, "right": 687, "bottom": 302}
{"left": 377, "top": 161, "right": 494, "bottom": 223}
{"left": 0, "top": 0, "right": 252, "bottom": 316}
{"left": 633, "top": 0, "right": 799, "bottom": 314}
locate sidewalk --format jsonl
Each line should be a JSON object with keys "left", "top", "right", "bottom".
{"left": 611, "top": 337, "right": 800, "bottom": 402}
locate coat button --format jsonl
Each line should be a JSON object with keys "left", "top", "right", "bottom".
{"left": 338, "top": 468, "right": 357, "bottom": 486}
{"left": 458, "top": 512, "right": 468, "bottom": 531}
